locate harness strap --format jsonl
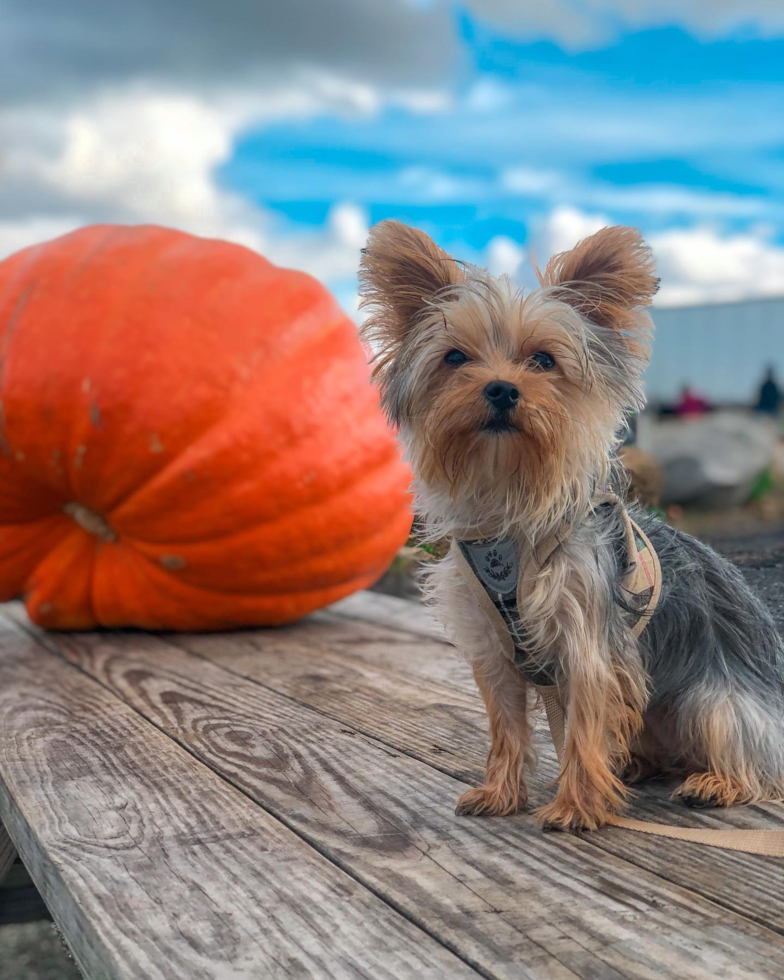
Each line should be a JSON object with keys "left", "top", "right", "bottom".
{"left": 539, "top": 685, "right": 784, "bottom": 857}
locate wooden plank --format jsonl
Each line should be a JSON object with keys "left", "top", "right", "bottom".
{"left": 328, "top": 591, "right": 446, "bottom": 642}
{"left": 171, "top": 608, "right": 784, "bottom": 936}
{"left": 0, "top": 611, "right": 479, "bottom": 980}
{"left": 267, "top": 612, "right": 475, "bottom": 692}
{"left": 25, "top": 616, "right": 784, "bottom": 979}
{"left": 182, "top": 618, "right": 557, "bottom": 778}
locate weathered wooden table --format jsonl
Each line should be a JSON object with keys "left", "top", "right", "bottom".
{"left": 2, "top": 588, "right": 784, "bottom": 979}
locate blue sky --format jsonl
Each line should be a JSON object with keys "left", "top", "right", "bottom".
{"left": 219, "top": 10, "right": 784, "bottom": 311}
{"left": 2, "top": 0, "right": 783, "bottom": 313}
{"left": 224, "top": 23, "right": 784, "bottom": 249}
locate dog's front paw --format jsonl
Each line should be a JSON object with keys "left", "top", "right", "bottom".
{"left": 535, "top": 795, "right": 611, "bottom": 832}
{"left": 455, "top": 783, "right": 526, "bottom": 817}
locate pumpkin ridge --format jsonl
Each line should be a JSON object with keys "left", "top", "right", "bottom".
{"left": 126, "top": 504, "right": 411, "bottom": 598}
{"left": 105, "top": 313, "right": 354, "bottom": 520}
{"left": 0, "top": 486, "right": 69, "bottom": 523}
{"left": 0, "top": 513, "right": 74, "bottom": 600}
{"left": 24, "top": 525, "right": 100, "bottom": 628}
{"left": 114, "top": 439, "right": 408, "bottom": 551}
{"left": 63, "top": 227, "right": 195, "bottom": 505}
{"left": 0, "top": 256, "right": 44, "bottom": 458}
{"left": 118, "top": 531, "right": 399, "bottom": 600}
{"left": 63, "top": 225, "right": 131, "bottom": 285}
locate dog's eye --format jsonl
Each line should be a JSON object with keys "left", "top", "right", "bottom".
{"left": 530, "top": 351, "right": 556, "bottom": 371}
{"left": 444, "top": 349, "right": 470, "bottom": 366}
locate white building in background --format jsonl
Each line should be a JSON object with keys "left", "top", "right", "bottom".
{"left": 645, "top": 296, "right": 784, "bottom": 406}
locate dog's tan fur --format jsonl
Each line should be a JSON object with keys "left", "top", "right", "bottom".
{"left": 360, "top": 219, "right": 784, "bottom": 829}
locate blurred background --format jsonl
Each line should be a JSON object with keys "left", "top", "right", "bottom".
{"left": 1, "top": 2, "right": 784, "bottom": 524}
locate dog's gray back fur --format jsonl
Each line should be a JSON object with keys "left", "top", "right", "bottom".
{"left": 600, "top": 503, "right": 784, "bottom": 783}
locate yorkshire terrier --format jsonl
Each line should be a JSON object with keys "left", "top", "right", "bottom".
{"left": 359, "top": 220, "right": 784, "bottom": 831}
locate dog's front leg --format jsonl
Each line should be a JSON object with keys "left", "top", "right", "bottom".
{"left": 536, "top": 652, "right": 643, "bottom": 831}
{"left": 456, "top": 656, "right": 533, "bottom": 816}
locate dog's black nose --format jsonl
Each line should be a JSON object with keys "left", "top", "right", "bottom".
{"left": 483, "top": 380, "right": 520, "bottom": 412}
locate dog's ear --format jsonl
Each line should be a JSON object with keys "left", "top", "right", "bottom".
{"left": 539, "top": 226, "right": 658, "bottom": 330}
{"left": 359, "top": 220, "right": 463, "bottom": 349}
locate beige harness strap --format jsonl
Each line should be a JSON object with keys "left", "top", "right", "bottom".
{"left": 539, "top": 685, "right": 784, "bottom": 856}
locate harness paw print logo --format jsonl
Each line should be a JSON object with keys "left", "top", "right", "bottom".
{"left": 484, "top": 548, "right": 512, "bottom": 583}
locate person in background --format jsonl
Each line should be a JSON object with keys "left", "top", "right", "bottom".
{"left": 756, "top": 366, "right": 781, "bottom": 416}
{"left": 675, "top": 384, "right": 711, "bottom": 418}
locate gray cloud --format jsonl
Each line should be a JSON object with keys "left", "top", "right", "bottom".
{"left": 3, "top": 0, "right": 781, "bottom": 114}
{"left": 0, "top": 0, "right": 461, "bottom": 107}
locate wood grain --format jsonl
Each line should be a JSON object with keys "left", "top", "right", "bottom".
{"left": 261, "top": 611, "right": 475, "bottom": 692}
{"left": 0, "top": 610, "right": 479, "bottom": 980}
{"left": 24, "top": 613, "right": 784, "bottom": 980}
{"left": 172, "top": 606, "right": 784, "bottom": 935}
{"left": 328, "top": 591, "right": 446, "bottom": 642}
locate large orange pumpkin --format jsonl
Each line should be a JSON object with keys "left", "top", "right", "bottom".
{"left": 0, "top": 225, "right": 412, "bottom": 630}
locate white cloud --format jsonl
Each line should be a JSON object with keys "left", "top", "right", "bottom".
{"left": 536, "top": 205, "right": 611, "bottom": 258}
{"left": 26, "top": 91, "right": 242, "bottom": 227}
{"left": 272, "top": 203, "right": 370, "bottom": 283}
{"left": 0, "top": 82, "right": 376, "bottom": 291}
{"left": 465, "top": 0, "right": 784, "bottom": 46}
{"left": 502, "top": 171, "right": 781, "bottom": 228}
{"left": 328, "top": 202, "right": 370, "bottom": 251}
{"left": 0, "top": 215, "right": 88, "bottom": 258}
{"left": 614, "top": 0, "right": 784, "bottom": 39}
{"left": 501, "top": 167, "right": 562, "bottom": 195}
{"left": 0, "top": 88, "right": 251, "bottom": 259}
{"left": 528, "top": 205, "right": 784, "bottom": 308}
{"left": 650, "top": 225, "right": 784, "bottom": 306}
{"left": 396, "top": 166, "right": 494, "bottom": 202}
{"left": 465, "top": 77, "right": 518, "bottom": 112}
{"left": 580, "top": 184, "right": 775, "bottom": 221}
{"left": 486, "top": 236, "right": 526, "bottom": 278}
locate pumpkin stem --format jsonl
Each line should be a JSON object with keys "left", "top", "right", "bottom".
{"left": 63, "top": 502, "right": 117, "bottom": 542}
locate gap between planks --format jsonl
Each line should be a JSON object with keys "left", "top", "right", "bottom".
{"left": 5, "top": 610, "right": 586, "bottom": 980}
{"left": 9, "top": 606, "right": 784, "bottom": 979}
{"left": 319, "top": 593, "right": 784, "bottom": 932}
{"left": 173, "top": 604, "right": 784, "bottom": 934}
{"left": 0, "top": 609, "right": 486, "bottom": 980}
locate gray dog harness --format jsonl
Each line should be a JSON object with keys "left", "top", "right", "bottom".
{"left": 452, "top": 493, "right": 662, "bottom": 685}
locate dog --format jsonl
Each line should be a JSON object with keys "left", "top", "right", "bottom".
{"left": 359, "top": 220, "right": 784, "bottom": 831}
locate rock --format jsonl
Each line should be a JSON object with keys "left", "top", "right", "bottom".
{"left": 639, "top": 410, "right": 777, "bottom": 507}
